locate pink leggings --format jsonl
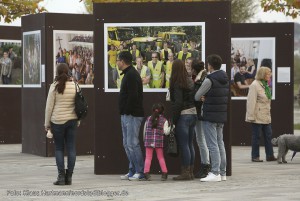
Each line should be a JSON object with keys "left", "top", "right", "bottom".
{"left": 144, "top": 147, "right": 168, "bottom": 173}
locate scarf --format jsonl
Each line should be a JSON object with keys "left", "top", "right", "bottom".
{"left": 261, "top": 80, "right": 272, "bottom": 100}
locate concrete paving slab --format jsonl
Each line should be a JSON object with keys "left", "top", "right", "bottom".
{"left": 1, "top": 135, "right": 300, "bottom": 201}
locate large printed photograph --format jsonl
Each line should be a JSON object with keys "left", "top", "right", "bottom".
{"left": 23, "top": 30, "right": 41, "bottom": 87}
{"left": 104, "top": 22, "right": 205, "bottom": 92}
{"left": 0, "top": 40, "right": 22, "bottom": 87}
{"left": 53, "top": 30, "right": 94, "bottom": 87}
{"left": 231, "top": 37, "right": 276, "bottom": 100}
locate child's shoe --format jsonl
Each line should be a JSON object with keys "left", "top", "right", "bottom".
{"left": 144, "top": 173, "right": 151, "bottom": 181}
{"left": 161, "top": 173, "right": 168, "bottom": 181}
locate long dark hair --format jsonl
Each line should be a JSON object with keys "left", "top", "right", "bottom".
{"left": 150, "top": 103, "right": 165, "bottom": 129}
{"left": 55, "top": 63, "right": 70, "bottom": 94}
{"left": 170, "top": 59, "right": 188, "bottom": 90}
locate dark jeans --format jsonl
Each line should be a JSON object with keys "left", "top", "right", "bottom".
{"left": 51, "top": 120, "right": 77, "bottom": 172}
{"left": 2, "top": 75, "right": 10, "bottom": 84}
{"left": 251, "top": 123, "right": 274, "bottom": 159}
{"left": 175, "top": 114, "right": 197, "bottom": 166}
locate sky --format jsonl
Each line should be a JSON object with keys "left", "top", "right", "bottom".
{"left": 0, "top": 0, "right": 299, "bottom": 26}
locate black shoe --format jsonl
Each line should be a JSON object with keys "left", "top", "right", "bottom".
{"left": 252, "top": 157, "right": 263, "bottom": 162}
{"left": 161, "top": 173, "right": 168, "bottom": 181}
{"left": 195, "top": 164, "right": 211, "bottom": 178}
{"left": 266, "top": 156, "right": 277, "bottom": 161}
{"left": 53, "top": 170, "right": 65, "bottom": 185}
{"left": 65, "top": 169, "right": 73, "bottom": 185}
{"left": 144, "top": 173, "right": 151, "bottom": 181}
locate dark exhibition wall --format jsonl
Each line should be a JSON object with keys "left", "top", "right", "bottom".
{"left": 21, "top": 13, "right": 95, "bottom": 156}
{"left": 231, "top": 23, "right": 294, "bottom": 146}
{"left": 93, "top": 2, "right": 232, "bottom": 175}
{"left": 0, "top": 26, "right": 22, "bottom": 144}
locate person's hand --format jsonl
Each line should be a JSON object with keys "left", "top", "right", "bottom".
{"left": 45, "top": 127, "right": 49, "bottom": 132}
{"left": 200, "top": 96, "right": 205, "bottom": 102}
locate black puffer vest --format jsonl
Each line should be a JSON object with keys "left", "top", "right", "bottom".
{"left": 202, "top": 70, "right": 229, "bottom": 123}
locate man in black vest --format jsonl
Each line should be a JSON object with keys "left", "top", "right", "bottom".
{"left": 194, "top": 54, "right": 229, "bottom": 182}
{"left": 117, "top": 51, "right": 145, "bottom": 181}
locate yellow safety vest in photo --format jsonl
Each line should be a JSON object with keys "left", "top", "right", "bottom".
{"left": 130, "top": 49, "right": 140, "bottom": 59}
{"left": 117, "top": 68, "right": 124, "bottom": 89}
{"left": 178, "top": 51, "right": 191, "bottom": 61}
{"left": 135, "top": 65, "right": 150, "bottom": 88}
{"left": 148, "top": 61, "right": 163, "bottom": 88}
{"left": 108, "top": 50, "right": 117, "bottom": 68}
{"left": 165, "top": 60, "right": 173, "bottom": 88}
{"left": 160, "top": 48, "right": 172, "bottom": 61}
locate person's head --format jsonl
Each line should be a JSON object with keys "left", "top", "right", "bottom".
{"left": 247, "top": 58, "right": 254, "bottom": 66}
{"left": 110, "top": 45, "right": 115, "bottom": 50}
{"left": 170, "top": 59, "right": 188, "bottom": 89}
{"left": 136, "top": 56, "right": 143, "bottom": 69}
{"left": 151, "top": 52, "right": 159, "bottom": 63}
{"left": 185, "top": 57, "right": 193, "bottom": 76}
{"left": 3, "top": 51, "right": 8, "bottom": 58}
{"left": 132, "top": 44, "right": 137, "bottom": 50}
{"left": 239, "top": 66, "right": 246, "bottom": 74}
{"left": 163, "top": 42, "right": 168, "bottom": 49}
{"left": 207, "top": 54, "right": 222, "bottom": 72}
{"left": 183, "top": 44, "right": 188, "bottom": 53}
{"left": 192, "top": 59, "right": 205, "bottom": 74}
{"left": 55, "top": 63, "right": 70, "bottom": 94}
{"left": 190, "top": 40, "right": 197, "bottom": 49}
{"left": 231, "top": 60, "right": 237, "bottom": 67}
{"left": 255, "top": 66, "right": 272, "bottom": 81}
{"left": 117, "top": 51, "right": 132, "bottom": 71}
{"left": 150, "top": 103, "right": 165, "bottom": 129}
{"left": 9, "top": 47, "right": 13, "bottom": 52}
{"left": 168, "top": 52, "right": 174, "bottom": 62}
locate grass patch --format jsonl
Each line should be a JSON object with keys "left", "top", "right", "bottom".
{"left": 294, "top": 124, "right": 300, "bottom": 130}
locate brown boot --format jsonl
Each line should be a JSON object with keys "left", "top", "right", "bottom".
{"left": 173, "top": 166, "right": 191, "bottom": 181}
{"left": 144, "top": 173, "right": 151, "bottom": 181}
{"left": 190, "top": 165, "right": 194, "bottom": 180}
{"left": 161, "top": 172, "right": 168, "bottom": 181}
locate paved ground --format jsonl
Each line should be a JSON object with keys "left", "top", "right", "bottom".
{"left": 1, "top": 131, "right": 300, "bottom": 201}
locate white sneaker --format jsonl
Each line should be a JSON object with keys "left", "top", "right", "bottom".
{"left": 221, "top": 175, "right": 226, "bottom": 181}
{"left": 120, "top": 173, "right": 130, "bottom": 180}
{"left": 128, "top": 173, "right": 146, "bottom": 181}
{"left": 200, "top": 172, "right": 221, "bottom": 182}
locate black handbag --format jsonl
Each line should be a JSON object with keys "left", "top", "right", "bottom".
{"left": 74, "top": 82, "right": 88, "bottom": 120}
{"left": 167, "top": 122, "right": 179, "bottom": 157}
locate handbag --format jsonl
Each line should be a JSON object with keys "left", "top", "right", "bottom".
{"left": 167, "top": 121, "right": 179, "bottom": 157}
{"left": 74, "top": 82, "right": 88, "bottom": 120}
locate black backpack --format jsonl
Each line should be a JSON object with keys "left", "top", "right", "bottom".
{"left": 74, "top": 82, "right": 88, "bottom": 120}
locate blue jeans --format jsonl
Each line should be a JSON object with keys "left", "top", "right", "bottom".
{"left": 195, "top": 120, "right": 210, "bottom": 164}
{"left": 175, "top": 114, "right": 197, "bottom": 167}
{"left": 51, "top": 120, "right": 77, "bottom": 172}
{"left": 203, "top": 121, "right": 226, "bottom": 176}
{"left": 2, "top": 75, "right": 10, "bottom": 84}
{"left": 251, "top": 123, "right": 274, "bottom": 159}
{"left": 121, "top": 115, "right": 144, "bottom": 174}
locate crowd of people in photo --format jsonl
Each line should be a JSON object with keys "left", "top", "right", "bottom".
{"left": 230, "top": 49, "right": 259, "bottom": 96}
{"left": 55, "top": 44, "right": 94, "bottom": 85}
{"left": 107, "top": 39, "right": 201, "bottom": 89}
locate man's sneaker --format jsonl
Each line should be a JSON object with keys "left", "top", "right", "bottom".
{"left": 120, "top": 172, "right": 134, "bottom": 180}
{"left": 221, "top": 175, "right": 227, "bottom": 181}
{"left": 200, "top": 172, "right": 221, "bottom": 182}
{"left": 128, "top": 173, "right": 146, "bottom": 181}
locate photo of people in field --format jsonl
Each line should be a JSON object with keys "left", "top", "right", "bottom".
{"left": 53, "top": 30, "right": 94, "bottom": 86}
{"left": 104, "top": 22, "right": 205, "bottom": 92}
{"left": 0, "top": 40, "right": 22, "bottom": 86}
{"left": 23, "top": 31, "right": 41, "bottom": 87}
{"left": 231, "top": 37, "right": 275, "bottom": 99}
